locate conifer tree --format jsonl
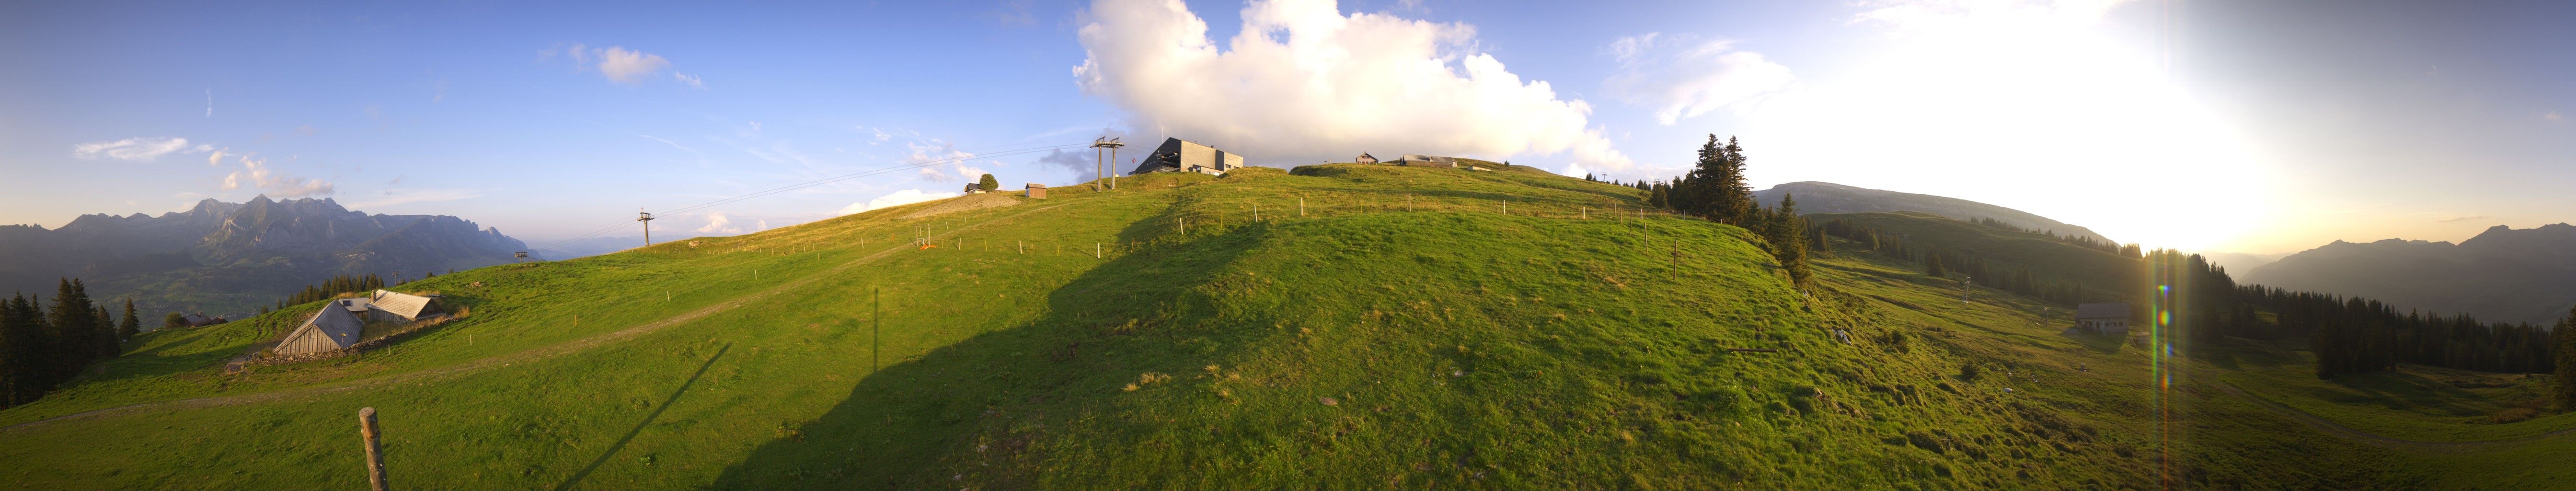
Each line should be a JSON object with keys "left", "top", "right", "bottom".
{"left": 92, "top": 306, "right": 114, "bottom": 359}
{"left": 46, "top": 279, "right": 95, "bottom": 381}
{"left": 0, "top": 294, "right": 26, "bottom": 406}
{"left": 2554, "top": 306, "right": 2576, "bottom": 409}
{"left": 116, "top": 299, "right": 138, "bottom": 342}
{"left": 1710, "top": 137, "right": 1754, "bottom": 225}
{"left": 1925, "top": 253, "right": 1947, "bottom": 278}
{"left": 1772, "top": 194, "right": 1811, "bottom": 287}
{"left": 1646, "top": 183, "right": 1669, "bottom": 210}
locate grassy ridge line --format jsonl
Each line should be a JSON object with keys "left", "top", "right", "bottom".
{"left": 0, "top": 202, "right": 1071, "bottom": 433}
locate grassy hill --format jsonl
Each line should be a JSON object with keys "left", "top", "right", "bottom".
{"left": 0, "top": 164, "right": 2516, "bottom": 489}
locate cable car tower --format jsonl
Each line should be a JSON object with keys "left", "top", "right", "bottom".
{"left": 1092, "top": 137, "right": 1124, "bottom": 191}
{"left": 637, "top": 209, "right": 656, "bottom": 246}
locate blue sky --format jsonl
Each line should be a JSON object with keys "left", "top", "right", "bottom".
{"left": 3, "top": 0, "right": 2569, "bottom": 254}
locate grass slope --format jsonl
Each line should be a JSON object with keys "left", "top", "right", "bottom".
{"left": 0, "top": 164, "right": 2484, "bottom": 490}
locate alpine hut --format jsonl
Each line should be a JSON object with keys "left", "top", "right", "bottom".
{"left": 2075, "top": 303, "right": 2131, "bottom": 335}
{"left": 274, "top": 299, "right": 368, "bottom": 356}
{"left": 362, "top": 290, "right": 443, "bottom": 322}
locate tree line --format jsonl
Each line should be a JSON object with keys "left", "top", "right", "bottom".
{"left": 263, "top": 273, "right": 389, "bottom": 314}
{"left": 1628, "top": 136, "right": 1814, "bottom": 287}
{"left": 1969, "top": 217, "right": 2139, "bottom": 257}
{"left": 2251, "top": 286, "right": 2557, "bottom": 376}
{"left": 0, "top": 279, "right": 135, "bottom": 408}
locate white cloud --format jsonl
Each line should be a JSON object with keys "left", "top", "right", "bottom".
{"left": 207, "top": 149, "right": 226, "bottom": 167}
{"left": 839, "top": 189, "right": 962, "bottom": 215}
{"left": 72, "top": 137, "right": 211, "bottom": 161}
{"left": 756, "top": 219, "right": 770, "bottom": 231}
{"left": 219, "top": 154, "right": 335, "bottom": 198}
{"left": 596, "top": 46, "right": 672, "bottom": 83}
{"left": 553, "top": 44, "right": 681, "bottom": 84}
{"left": 1604, "top": 34, "right": 1795, "bottom": 125}
{"left": 695, "top": 211, "right": 742, "bottom": 234}
{"left": 2547, "top": 111, "right": 2564, "bottom": 123}
{"left": 349, "top": 188, "right": 482, "bottom": 209}
{"left": 1071, "top": 0, "right": 1633, "bottom": 169}
{"left": 904, "top": 140, "right": 987, "bottom": 182}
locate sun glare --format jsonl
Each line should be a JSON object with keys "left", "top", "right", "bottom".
{"left": 1747, "top": 0, "right": 2272, "bottom": 252}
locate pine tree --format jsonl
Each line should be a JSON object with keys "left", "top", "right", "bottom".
{"left": 46, "top": 279, "right": 95, "bottom": 381}
{"left": 2554, "top": 306, "right": 2576, "bottom": 409}
{"left": 1925, "top": 253, "right": 1947, "bottom": 278}
{"left": 1710, "top": 137, "right": 1754, "bottom": 225}
{"left": 92, "top": 306, "right": 114, "bottom": 359}
{"left": 0, "top": 293, "right": 25, "bottom": 406}
{"left": 116, "top": 299, "right": 139, "bottom": 343}
{"left": 1773, "top": 193, "right": 1811, "bottom": 287}
{"left": 977, "top": 173, "right": 1000, "bottom": 191}
{"left": 6, "top": 294, "right": 45, "bottom": 403}
{"left": 1646, "top": 183, "right": 1669, "bottom": 210}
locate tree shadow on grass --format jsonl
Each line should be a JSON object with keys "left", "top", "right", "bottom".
{"left": 708, "top": 221, "right": 1286, "bottom": 490}
{"left": 552, "top": 342, "right": 730, "bottom": 491}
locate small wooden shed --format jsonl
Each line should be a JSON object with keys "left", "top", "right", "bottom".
{"left": 1025, "top": 184, "right": 1047, "bottom": 199}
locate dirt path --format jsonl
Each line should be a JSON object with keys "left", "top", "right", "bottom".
{"left": 2208, "top": 379, "right": 2576, "bottom": 450}
{"left": 4, "top": 203, "right": 1070, "bottom": 433}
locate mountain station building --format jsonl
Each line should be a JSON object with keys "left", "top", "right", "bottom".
{"left": 1130, "top": 138, "right": 1244, "bottom": 175}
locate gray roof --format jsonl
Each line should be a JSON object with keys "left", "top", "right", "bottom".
{"left": 280, "top": 303, "right": 365, "bottom": 352}
{"left": 368, "top": 290, "right": 436, "bottom": 320}
{"left": 2075, "top": 303, "right": 2131, "bottom": 320}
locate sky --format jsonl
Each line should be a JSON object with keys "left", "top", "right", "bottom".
{"left": 2, "top": 0, "right": 2569, "bottom": 254}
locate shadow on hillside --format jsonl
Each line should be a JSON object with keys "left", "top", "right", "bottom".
{"left": 554, "top": 342, "right": 729, "bottom": 491}
{"left": 707, "top": 221, "right": 1288, "bottom": 490}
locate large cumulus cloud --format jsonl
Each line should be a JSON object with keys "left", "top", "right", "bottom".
{"left": 1072, "top": 0, "right": 1630, "bottom": 169}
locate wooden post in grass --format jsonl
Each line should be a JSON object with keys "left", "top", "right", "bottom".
{"left": 358, "top": 407, "right": 388, "bottom": 491}
{"left": 872, "top": 288, "right": 881, "bottom": 373}
{"left": 1094, "top": 243, "right": 1101, "bottom": 258}
{"left": 1300, "top": 197, "right": 1305, "bottom": 217}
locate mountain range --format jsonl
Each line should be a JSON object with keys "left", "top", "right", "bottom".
{"left": 1753, "top": 181, "right": 2115, "bottom": 244}
{"left": 2243, "top": 223, "right": 2576, "bottom": 326}
{"left": 0, "top": 196, "right": 528, "bottom": 319}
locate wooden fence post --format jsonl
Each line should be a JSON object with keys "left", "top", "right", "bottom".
{"left": 873, "top": 288, "right": 881, "bottom": 373}
{"left": 359, "top": 407, "right": 388, "bottom": 491}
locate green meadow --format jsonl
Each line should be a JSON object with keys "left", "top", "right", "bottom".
{"left": 0, "top": 163, "right": 2561, "bottom": 489}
